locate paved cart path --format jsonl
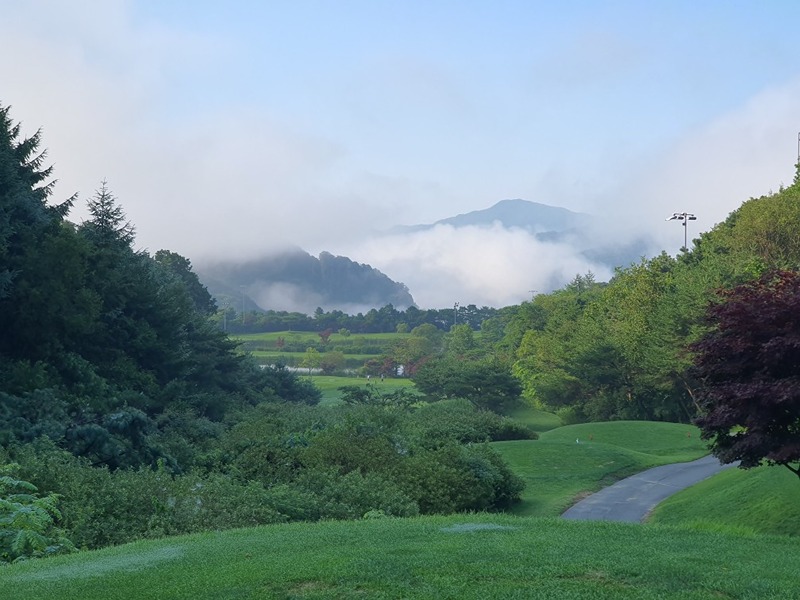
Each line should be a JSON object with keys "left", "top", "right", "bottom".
{"left": 561, "top": 454, "right": 737, "bottom": 523}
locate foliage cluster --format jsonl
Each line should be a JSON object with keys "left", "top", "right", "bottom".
{"left": 241, "top": 333, "right": 391, "bottom": 356}
{"left": 7, "top": 398, "right": 526, "bottom": 550}
{"left": 506, "top": 177, "right": 800, "bottom": 425}
{"left": 0, "top": 104, "right": 321, "bottom": 474}
{"left": 0, "top": 464, "right": 74, "bottom": 563}
{"left": 692, "top": 269, "right": 800, "bottom": 477}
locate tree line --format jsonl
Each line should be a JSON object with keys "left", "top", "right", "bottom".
{"left": 215, "top": 302, "right": 501, "bottom": 334}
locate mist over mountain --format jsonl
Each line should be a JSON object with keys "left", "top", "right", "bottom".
{"left": 339, "top": 199, "right": 656, "bottom": 308}
{"left": 389, "top": 198, "right": 651, "bottom": 267}
{"left": 390, "top": 199, "right": 592, "bottom": 236}
{"left": 197, "top": 199, "right": 655, "bottom": 314}
{"left": 197, "top": 248, "right": 415, "bottom": 315}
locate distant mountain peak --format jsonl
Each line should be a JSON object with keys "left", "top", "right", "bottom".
{"left": 388, "top": 199, "right": 590, "bottom": 235}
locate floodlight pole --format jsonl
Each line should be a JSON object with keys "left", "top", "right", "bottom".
{"left": 666, "top": 212, "right": 697, "bottom": 252}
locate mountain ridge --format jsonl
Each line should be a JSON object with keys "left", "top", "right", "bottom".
{"left": 389, "top": 199, "right": 591, "bottom": 236}
{"left": 197, "top": 247, "right": 414, "bottom": 315}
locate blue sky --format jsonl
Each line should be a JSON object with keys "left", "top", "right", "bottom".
{"left": 3, "top": 1, "right": 800, "bottom": 307}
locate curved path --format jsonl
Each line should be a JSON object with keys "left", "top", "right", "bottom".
{"left": 561, "top": 454, "right": 738, "bottom": 523}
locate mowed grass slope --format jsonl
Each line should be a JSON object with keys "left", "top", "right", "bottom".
{"left": 649, "top": 464, "right": 800, "bottom": 536}
{"left": 503, "top": 404, "right": 562, "bottom": 432}
{"left": 4, "top": 514, "right": 799, "bottom": 600}
{"left": 493, "top": 421, "right": 708, "bottom": 517}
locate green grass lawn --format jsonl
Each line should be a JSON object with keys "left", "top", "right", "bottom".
{"left": 235, "top": 330, "right": 405, "bottom": 369}
{"left": 3, "top": 514, "right": 798, "bottom": 600}
{"left": 493, "top": 421, "right": 708, "bottom": 517}
{"left": 648, "top": 463, "right": 800, "bottom": 536}
{"left": 249, "top": 350, "right": 375, "bottom": 365}
{"left": 308, "top": 375, "right": 419, "bottom": 405}
{"left": 503, "top": 404, "right": 562, "bottom": 432}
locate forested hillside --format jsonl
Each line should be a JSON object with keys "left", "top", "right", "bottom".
{"left": 198, "top": 248, "right": 415, "bottom": 316}
{"left": 506, "top": 168, "right": 800, "bottom": 423}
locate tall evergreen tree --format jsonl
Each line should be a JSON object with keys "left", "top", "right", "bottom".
{"left": 0, "top": 104, "right": 85, "bottom": 362}
{"left": 81, "top": 180, "right": 135, "bottom": 248}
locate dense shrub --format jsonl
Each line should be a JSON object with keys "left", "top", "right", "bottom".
{"left": 407, "top": 399, "right": 536, "bottom": 446}
{"left": 11, "top": 440, "right": 286, "bottom": 549}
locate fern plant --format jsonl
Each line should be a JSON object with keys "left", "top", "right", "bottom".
{"left": 0, "top": 464, "right": 75, "bottom": 563}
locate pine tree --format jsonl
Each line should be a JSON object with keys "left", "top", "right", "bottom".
{"left": 0, "top": 104, "right": 69, "bottom": 298}
{"left": 81, "top": 180, "right": 135, "bottom": 248}
{"left": 0, "top": 104, "right": 85, "bottom": 361}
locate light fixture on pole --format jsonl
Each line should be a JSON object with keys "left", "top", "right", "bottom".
{"left": 666, "top": 212, "right": 697, "bottom": 252}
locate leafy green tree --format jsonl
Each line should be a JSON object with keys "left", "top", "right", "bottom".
{"left": 414, "top": 357, "right": 522, "bottom": 412}
{"left": 338, "top": 384, "right": 417, "bottom": 409}
{"left": 319, "top": 350, "right": 345, "bottom": 374}
{"left": 479, "top": 316, "right": 505, "bottom": 347}
{"left": 511, "top": 276, "right": 606, "bottom": 418}
{"left": 153, "top": 249, "right": 216, "bottom": 315}
{"left": 0, "top": 104, "right": 92, "bottom": 367}
{"left": 0, "top": 463, "right": 74, "bottom": 562}
{"left": 81, "top": 180, "right": 135, "bottom": 247}
{"left": 445, "top": 323, "right": 477, "bottom": 357}
{"left": 693, "top": 270, "right": 800, "bottom": 478}
{"left": 301, "top": 347, "right": 320, "bottom": 376}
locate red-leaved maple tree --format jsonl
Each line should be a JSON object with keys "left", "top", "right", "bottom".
{"left": 693, "top": 270, "right": 800, "bottom": 478}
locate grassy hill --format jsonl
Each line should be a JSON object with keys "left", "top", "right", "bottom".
{"left": 493, "top": 421, "right": 707, "bottom": 517}
{"left": 3, "top": 514, "right": 798, "bottom": 599}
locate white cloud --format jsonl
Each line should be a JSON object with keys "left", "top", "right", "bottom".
{"left": 603, "top": 77, "right": 800, "bottom": 253}
{"left": 342, "top": 223, "right": 611, "bottom": 308}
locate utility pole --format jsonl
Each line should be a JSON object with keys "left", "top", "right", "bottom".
{"left": 239, "top": 285, "right": 246, "bottom": 325}
{"left": 666, "top": 212, "right": 697, "bottom": 252}
{"left": 453, "top": 302, "right": 459, "bottom": 327}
